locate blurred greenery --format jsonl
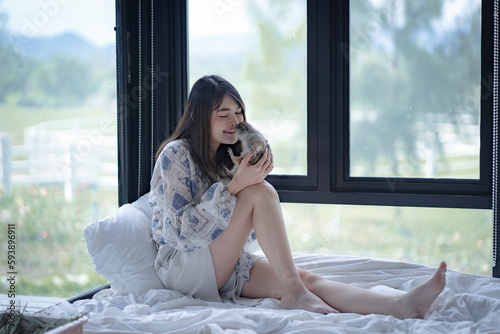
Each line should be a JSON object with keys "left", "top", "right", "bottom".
{"left": 0, "top": 49, "right": 109, "bottom": 108}
{"left": 349, "top": 0, "right": 481, "bottom": 177}
{"left": 189, "top": 0, "right": 308, "bottom": 174}
{"left": 0, "top": 186, "right": 114, "bottom": 298}
{"left": 282, "top": 203, "right": 492, "bottom": 276}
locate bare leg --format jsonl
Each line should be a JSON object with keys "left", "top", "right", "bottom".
{"left": 209, "top": 182, "right": 334, "bottom": 314}
{"left": 242, "top": 258, "right": 447, "bottom": 319}
{"left": 211, "top": 181, "right": 446, "bottom": 317}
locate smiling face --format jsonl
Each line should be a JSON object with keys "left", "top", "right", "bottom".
{"left": 209, "top": 94, "right": 244, "bottom": 156}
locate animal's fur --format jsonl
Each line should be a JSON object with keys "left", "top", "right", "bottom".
{"left": 224, "top": 122, "right": 270, "bottom": 177}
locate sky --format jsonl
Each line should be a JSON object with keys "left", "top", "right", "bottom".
{"left": 0, "top": 0, "right": 477, "bottom": 47}
{"left": 1, "top": 0, "right": 116, "bottom": 47}
{"left": 188, "top": 0, "right": 254, "bottom": 39}
{"left": 0, "top": 0, "right": 255, "bottom": 47}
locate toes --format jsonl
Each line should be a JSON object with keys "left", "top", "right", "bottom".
{"left": 434, "top": 262, "right": 447, "bottom": 287}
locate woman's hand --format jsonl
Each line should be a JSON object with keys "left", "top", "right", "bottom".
{"left": 226, "top": 149, "right": 273, "bottom": 195}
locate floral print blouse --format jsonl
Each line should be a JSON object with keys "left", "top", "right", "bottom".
{"left": 149, "top": 139, "right": 238, "bottom": 252}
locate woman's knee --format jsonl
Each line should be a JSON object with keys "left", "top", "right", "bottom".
{"left": 237, "top": 181, "right": 279, "bottom": 203}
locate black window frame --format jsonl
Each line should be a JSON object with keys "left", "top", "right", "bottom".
{"left": 115, "top": 0, "right": 499, "bottom": 277}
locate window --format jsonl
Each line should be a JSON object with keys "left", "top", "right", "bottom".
{"left": 0, "top": 0, "right": 117, "bottom": 297}
{"left": 189, "top": 0, "right": 308, "bottom": 175}
{"left": 116, "top": 0, "right": 498, "bottom": 277}
{"left": 350, "top": 0, "right": 482, "bottom": 180}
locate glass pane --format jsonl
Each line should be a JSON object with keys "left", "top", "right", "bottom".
{"left": 0, "top": 0, "right": 117, "bottom": 297}
{"left": 189, "top": 0, "right": 307, "bottom": 175}
{"left": 281, "top": 203, "right": 492, "bottom": 276}
{"left": 349, "top": 0, "right": 481, "bottom": 178}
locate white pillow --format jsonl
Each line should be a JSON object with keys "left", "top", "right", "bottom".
{"left": 84, "top": 193, "right": 165, "bottom": 294}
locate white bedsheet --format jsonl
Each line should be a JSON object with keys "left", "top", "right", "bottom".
{"left": 46, "top": 254, "right": 500, "bottom": 333}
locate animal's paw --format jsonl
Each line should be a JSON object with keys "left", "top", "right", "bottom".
{"left": 227, "top": 147, "right": 235, "bottom": 158}
{"left": 224, "top": 165, "right": 237, "bottom": 178}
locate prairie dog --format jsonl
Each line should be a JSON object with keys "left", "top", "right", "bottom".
{"left": 225, "top": 121, "right": 270, "bottom": 177}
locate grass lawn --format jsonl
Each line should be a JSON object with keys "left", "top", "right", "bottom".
{"left": 0, "top": 104, "right": 116, "bottom": 144}
{"left": 282, "top": 203, "right": 492, "bottom": 276}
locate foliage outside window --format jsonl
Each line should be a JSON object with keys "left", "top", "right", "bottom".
{"left": 350, "top": 0, "right": 482, "bottom": 179}
{"left": 282, "top": 203, "right": 492, "bottom": 276}
{"left": 189, "top": 0, "right": 307, "bottom": 175}
{"left": 0, "top": 0, "right": 117, "bottom": 297}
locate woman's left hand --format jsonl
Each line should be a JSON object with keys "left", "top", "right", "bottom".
{"left": 226, "top": 149, "right": 273, "bottom": 195}
{"left": 260, "top": 148, "right": 274, "bottom": 177}
{"left": 252, "top": 148, "right": 273, "bottom": 181}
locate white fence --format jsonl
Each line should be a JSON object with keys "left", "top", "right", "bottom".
{"left": 0, "top": 117, "right": 117, "bottom": 201}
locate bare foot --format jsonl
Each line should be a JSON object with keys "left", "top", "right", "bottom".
{"left": 397, "top": 261, "right": 447, "bottom": 319}
{"left": 280, "top": 287, "right": 338, "bottom": 315}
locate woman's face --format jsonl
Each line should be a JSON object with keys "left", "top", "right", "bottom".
{"left": 209, "top": 94, "right": 244, "bottom": 155}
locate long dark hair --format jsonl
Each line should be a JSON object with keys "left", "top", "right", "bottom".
{"left": 155, "top": 75, "right": 246, "bottom": 183}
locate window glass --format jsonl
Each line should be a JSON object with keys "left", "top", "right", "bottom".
{"left": 349, "top": 0, "right": 481, "bottom": 179}
{"left": 281, "top": 204, "right": 492, "bottom": 276}
{"left": 189, "top": 0, "right": 307, "bottom": 175}
{"left": 0, "top": 0, "right": 116, "bottom": 297}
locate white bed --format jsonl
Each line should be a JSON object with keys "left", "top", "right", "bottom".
{"left": 44, "top": 195, "right": 500, "bottom": 333}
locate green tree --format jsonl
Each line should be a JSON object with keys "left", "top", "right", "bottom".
{"left": 243, "top": 1, "right": 306, "bottom": 115}
{"left": 243, "top": 0, "right": 307, "bottom": 172}
{"left": 350, "top": 0, "right": 480, "bottom": 177}
{"left": 0, "top": 1, "right": 104, "bottom": 108}
{"left": 0, "top": 4, "right": 29, "bottom": 103}
{"left": 19, "top": 56, "right": 101, "bottom": 107}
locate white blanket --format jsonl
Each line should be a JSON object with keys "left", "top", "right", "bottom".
{"left": 47, "top": 254, "right": 500, "bottom": 333}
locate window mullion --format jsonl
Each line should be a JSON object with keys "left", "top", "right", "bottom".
{"left": 315, "top": 0, "right": 333, "bottom": 193}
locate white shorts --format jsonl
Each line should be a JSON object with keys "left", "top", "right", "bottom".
{"left": 154, "top": 245, "right": 263, "bottom": 302}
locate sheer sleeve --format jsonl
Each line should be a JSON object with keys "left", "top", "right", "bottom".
{"left": 149, "top": 141, "right": 237, "bottom": 252}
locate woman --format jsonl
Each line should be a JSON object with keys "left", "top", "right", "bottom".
{"left": 150, "top": 75, "right": 447, "bottom": 318}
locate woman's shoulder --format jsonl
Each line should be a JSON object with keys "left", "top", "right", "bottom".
{"left": 160, "top": 138, "right": 192, "bottom": 158}
{"left": 156, "top": 139, "right": 194, "bottom": 174}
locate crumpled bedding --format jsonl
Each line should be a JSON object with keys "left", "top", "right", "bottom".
{"left": 44, "top": 254, "right": 500, "bottom": 333}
